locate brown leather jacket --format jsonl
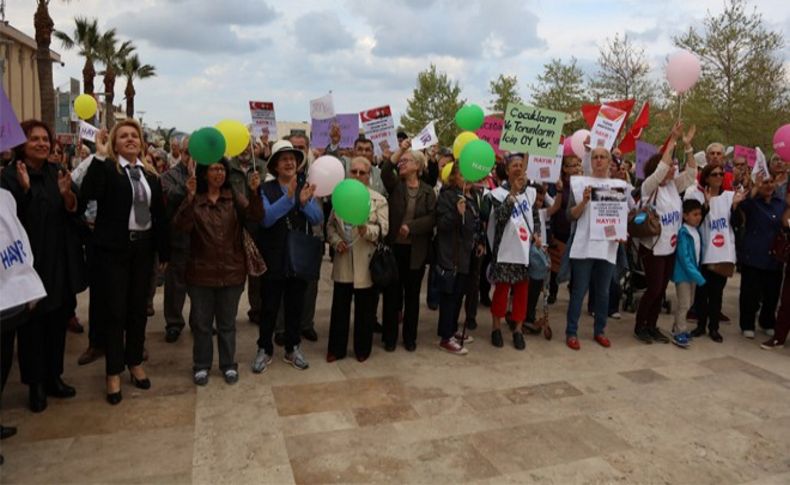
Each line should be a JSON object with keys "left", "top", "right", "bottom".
{"left": 173, "top": 188, "right": 264, "bottom": 287}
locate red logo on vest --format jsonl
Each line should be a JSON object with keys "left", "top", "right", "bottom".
{"left": 519, "top": 227, "right": 529, "bottom": 241}
{"left": 712, "top": 234, "right": 725, "bottom": 247}
{"left": 671, "top": 234, "right": 677, "bottom": 247}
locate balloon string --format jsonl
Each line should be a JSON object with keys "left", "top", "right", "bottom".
{"left": 678, "top": 92, "right": 683, "bottom": 121}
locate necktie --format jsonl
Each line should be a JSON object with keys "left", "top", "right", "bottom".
{"left": 127, "top": 165, "right": 151, "bottom": 226}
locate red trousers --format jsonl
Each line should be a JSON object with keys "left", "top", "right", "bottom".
{"left": 491, "top": 281, "right": 529, "bottom": 323}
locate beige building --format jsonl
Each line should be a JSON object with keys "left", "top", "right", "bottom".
{"left": 1, "top": 21, "right": 61, "bottom": 121}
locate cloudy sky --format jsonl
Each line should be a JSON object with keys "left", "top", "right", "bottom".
{"left": 6, "top": 0, "right": 790, "bottom": 132}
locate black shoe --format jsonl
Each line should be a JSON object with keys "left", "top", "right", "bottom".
{"left": 301, "top": 328, "right": 318, "bottom": 342}
{"left": 648, "top": 327, "right": 670, "bottom": 344}
{"left": 373, "top": 321, "right": 383, "bottom": 334}
{"left": 709, "top": 329, "right": 723, "bottom": 343}
{"left": 247, "top": 312, "right": 260, "bottom": 324}
{"left": 634, "top": 328, "right": 654, "bottom": 344}
{"left": 522, "top": 324, "right": 541, "bottom": 335}
{"left": 547, "top": 293, "right": 557, "bottom": 305}
{"left": 165, "top": 328, "right": 181, "bottom": 343}
{"left": 466, "top": 318, "right": 478, "bottom": 330}
{"left": 29, "top": 384, "right": 47, "bottom": 413}
{"left": 491, "top": 329, "right": 504, "bottom": 348}
{"left": 427, "top": 302, "right": 439, "bottom": 311}
{"left": 0, "top": 425, "right": 17, "bottom": 440}
{"left": 513, "top": 332, "right": 526, "bottom": 350}
{"left": 480, "top": 295, "right": 492, "bottom": 307}
{"left": 404, "top": 341, "right": 417, "bottom": 352}
{"left": 78, "top": 347, "right": 104, "bottom": 366}
{"left": 274, "top": 333, "right": 286, "bottom": 346}
{"left": 45, "top": 377, "right": 76, "bottom": 398}
{"left": 129, "top": 372, "right": 151, "bottom": 390}
{"left": 690, "top": 326, "right": 706, "bottom": 338}
{"left": 384, "top": 342, "right": 396, "bottom": 352}
{"left": 106, "top": 391, "right": 122, "bottom": 405}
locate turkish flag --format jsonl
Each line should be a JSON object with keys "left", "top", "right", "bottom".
{"left": 581, "top": 99, "right": 636, "bottom": 128}
{"left": 617, "top": 102, "right": 650, "bottom": 154}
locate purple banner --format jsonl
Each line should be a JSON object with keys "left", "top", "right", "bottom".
{"left": 635, "top": 140, "right": 658, "bottom": 180}
{"left": 311, "top": 113, "right": 359, "bottom": 149}
{"left": 0, "top": 86, "right": 26, "bottom": 152}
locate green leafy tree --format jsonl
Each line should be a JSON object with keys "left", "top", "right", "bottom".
{"left": 489, "top": 74, "right": 522, "bottom": 113}
{"left": 121, "top": 54, "right": 156, "bottom": 119}
{"left": 590, "top": 34, "right": 656, "bottom": 103}
{"left": 55, "top": 17, "right": 101, "bottom": 95}
{"left": 674, "top": 0, "right": 789, "bottom": 148}
{"left": 401, "top": 64, "right": 465, "bottom": 147}
{"left": 529, "top": 58, "right": 588, "bottom": 133}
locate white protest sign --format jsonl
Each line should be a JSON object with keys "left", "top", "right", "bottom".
{"left": 589, "top": 182, "right": 628, "bottom": 241}
{"left": 360, "top": 105, "right": 397, "bottom": 156}
{"left": 79, "top": 121, "right": 98, "bottom": 142}
{"left": 589, "top": 105, "right": 627, "bottom": 151}
{"left": 310, "top": 93, "right": 335, "bottom": 121}
{"left": 752, "top": 147, "right": 769, "bottom": 182}
{"left": 411, "top": 121, "right": 438, "bottom": 151}
{"left": 249, "top": 101, "right": 277, "bottom": 138}
{"left": 527, "top": 143, "right": 563, "bottom": 183}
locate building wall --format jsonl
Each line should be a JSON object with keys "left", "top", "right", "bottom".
{"left": 1, "top": 39, "right": 41, "bottom": 121}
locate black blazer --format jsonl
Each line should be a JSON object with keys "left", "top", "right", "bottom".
{"left": 80, "top": 156, "right": 170, "bottom": 262}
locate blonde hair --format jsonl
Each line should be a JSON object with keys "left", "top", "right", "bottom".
{"left": 108, "top": 119, "right": 157, "bottom": 175}
{"left": 350, "top": 156, "right": 371, "bottom": 171}
{"left": 409, "top": 150, "right": 427, "bottom": 174}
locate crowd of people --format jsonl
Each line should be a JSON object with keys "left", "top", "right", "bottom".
{"left": 1, "top": 116, "right": 789, "bottom": 453}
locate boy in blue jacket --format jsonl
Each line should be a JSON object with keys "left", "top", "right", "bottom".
{"left": 671, "top": 199, "right": 706, "bottom": 348}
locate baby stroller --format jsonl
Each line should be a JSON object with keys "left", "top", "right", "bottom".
{"left": 620, "top": 238, "right": 672, "bottom": 314}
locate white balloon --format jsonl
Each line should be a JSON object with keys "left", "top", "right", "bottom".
{"left": 308, "top": 155, "right": 345, "bottom": 197}
{"left": 570, "top": 129, "right": 590, "bottom": 159}
{"left": 666, "top": 50, "right": 701, "bottom": 94}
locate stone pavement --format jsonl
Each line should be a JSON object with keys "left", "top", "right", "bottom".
{"left": 1, "top": 269, "right": 789, "bottom": 484}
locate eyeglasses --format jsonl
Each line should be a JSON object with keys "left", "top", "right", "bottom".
{"left": 709, "top": 151, "right": 723, "bottom": 156}
{"left": 293, "top": 145, "right": 307, "bottom": 151}
{"left": 208, "top": 166, "right": 226, "bottom": 172}
{"left": 350, "top": 169, "right": 369, "bottom": 176}
{"left": 709, "top": 172, "right": 724, "bottom": 177}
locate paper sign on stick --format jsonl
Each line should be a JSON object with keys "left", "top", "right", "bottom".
{"left": 249, "top": 101, "right": 277, "bottom": 138}
{"left": 527, "top": 143, "right": 563, "bottom": 183}
{"left": 499, "top": 103, "right": 565, "bottom": 157}
{"left": 590, "top": 105, "right": 627, "bottom": 150}
{"left": 311, "top": 113, "right": 359, "bottom": 149}
{"left": 360, "top": 105, "right": 397, "bottom": 157}
{"left": 411, "top": 121, "right": 438, "bottom": 151}
{"left": 310, "top": 93, "right": 335, "bottom": 121}
{"left": 79, "top": 121, "right": 98, "bottom": 142}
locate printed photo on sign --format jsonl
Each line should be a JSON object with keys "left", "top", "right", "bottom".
{"left": 590, "top": 186, "right": 628, "bottom": 241}
{"left": 360, "top": 105, "right": 397, "bottom": 156}
{"left": 249, "top": 101, "right": 277, "bottom": 138}
{"left": 527, "top": 143, "right": 563, "bottom": 183}
{"left": 311, "top": 113, "right": 359, "bottom": 149}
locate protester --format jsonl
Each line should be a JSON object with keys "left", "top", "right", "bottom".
{"left": 173, "top": 158, "right": 262, "bottom": 385}
{"left": 160, "top": 137, "right": 192, "bottom": 343}
{"left": 326, "top": 157, "right": 388, "bottom": 362}
{"left": 0, "top": 120, "right": 84, "bottom": 413}
{"left": 381, "top": 140, "right": 436, "bottom": 352}
{"left": 684, "top": 164, "right": 746, "bottom": 342}
{"left": 253, "top": 140, "right": 322, "bottom": 373}
{"left": 565, "top": 147, "right": 627, "bottom": 350}
{"left": 737, "top": 174, "right": 785, "bottom": 339}
{"left": 701, "top": 143, "right": 734, "bottom": 190}
{"left": 671, "top": 199, "right": 705, "bottom": 348}
{"left": 633, "top": 123, "right": 697, "bottom": 345}
{"left": 548, "top": 155, "right": 581, "bottom": 303}
{"left": 434, "top": 162, "right": 479, "bottom": 355}
{"left": 80, "top": 120, "right": 170, "bottom": 404}
{"left": 486, "top": 154, "right": 538, "bottom": 350}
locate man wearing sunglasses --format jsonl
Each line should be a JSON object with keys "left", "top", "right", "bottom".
{"left": 699, "top": 143, "right": 734, "bottom": 190}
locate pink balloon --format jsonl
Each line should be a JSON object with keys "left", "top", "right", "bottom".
{"left": 563, "top": 136, "right": 574, "bottom": 156}
{"left": 774, "top": 124, "right": 790, "bottom": 162}
{"left": 570, "top": 129, "right": 590, "bottom": 159}
{"left": 308, "top": 155, "right": 345, "bottom": 197}
{"left": 666, "top": 50, "right": 701, "bottom": 94}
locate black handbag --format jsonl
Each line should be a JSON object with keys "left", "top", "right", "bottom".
{"left": 369, "top": 241, "right": 399, "bottom": 288}
{"left": 433, "top": 217, "right": 461, "bottom": 294}
{"left": 285, "top": 213, "right": 323, "bottom": 281}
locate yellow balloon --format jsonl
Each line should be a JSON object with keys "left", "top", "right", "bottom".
{"left": 215, "top": 119, "right": 250, "bottom": 157}
{"left": 74, "top": 94, "right": 97, "bottom": 120}
{"left": 453, "top": 131, "right": 478, "bottom": 159}
{"left": 440, "top": 162, "right": 454, "bottom": 184}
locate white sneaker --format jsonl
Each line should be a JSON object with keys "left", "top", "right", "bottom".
{"left": 609, "top": 312, "right": 622, "bottom": 320}
{"left": 742, "top": 330, "right": 755, "bottom": 339}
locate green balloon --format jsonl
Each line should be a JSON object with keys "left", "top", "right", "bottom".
{"left": 189, "top": 127, "right": 227, "bottom": 165}
{"left": 455, "top": 104, "right": 485, "bottom": 131}
{"left": 332, "top": 179, "right": 371, "bottom": 225}
{"left": 459, "top": 140, "right": 496, "bottom": 182}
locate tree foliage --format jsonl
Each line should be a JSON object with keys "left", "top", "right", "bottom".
{"left": 401, "top": 64, "right": 465, "bottom": 147}
{"left": 488, "top": 74, "right": 522, "bottom": 114}
{"left": 590, "top": 34, "right": 656, "bottom": 104}
{"left": 529, "top": 58, "right": 589, "bottom": 133}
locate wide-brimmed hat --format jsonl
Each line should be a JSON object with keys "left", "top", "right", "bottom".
{"left": 267, "top": 140, "right": 305, "bottom": 175}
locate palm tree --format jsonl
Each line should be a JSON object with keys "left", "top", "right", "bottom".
{"left": 96, "top": 31, "right": 135, "bottom": 127}
{"left": 54, "top": 17, "right": 101, "bottom": 94}
{"left": 34, "top": 1, "right": 56, "bottom": 130}
{"left": 121, "top": 54, "right": 156, "bottom": 119}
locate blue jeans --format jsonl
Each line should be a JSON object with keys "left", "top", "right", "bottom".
{"left": 566, "top": 258, "right": 615, "bottom": 337}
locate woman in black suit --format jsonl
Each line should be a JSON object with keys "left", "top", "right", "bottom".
{"left": 81, "top": 119, "right": 169, "bottom": 404}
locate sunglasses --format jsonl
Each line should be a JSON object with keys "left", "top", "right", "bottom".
{"left": 709, "top": 172, "right": 724, "bottom": 177}
{"left": 350, "top": 169, "right": 369, "bottom": 176}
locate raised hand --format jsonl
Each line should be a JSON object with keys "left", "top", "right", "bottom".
{"left": 16, "top": 161, "right": 30, "bottom": 192}
{"left": 671, "top": 120, "right": 684, "bottom": 139}
{"left": 57, "top": 169, "right": 73, "bottom": 196}
{"left": 96, "top": 129, "right": 110, "bottom": 157}
{"left": 248, "top": 171, "right": 261, "bottom": 191}
{"left": 582, "top": 186, "right": 592, "bottom": 204}
{"left": 456, "top": 197, "right": 466, "bottom": 216}
{"left": 287, "top": 177, "right": 297, "bottom": 198}
{"left": 733, "top": 187, "right": 747, "bottom": 207}
{"left": 299, "top": 183, "right": 315, "bottom": 205}
{"left": 682, "top": 125, "right": 697, "bottom": 148}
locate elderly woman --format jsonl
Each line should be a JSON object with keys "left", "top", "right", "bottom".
{"left": 684, "top": 164, "right": 746, "bottom": 342}
{"left": 434, "top": 162, "right": 479, "bottom": 355}
{"left": 565, "top": 146, "right": 629, "bottom": 350}
{"left": 633, "top": 123, "right": 697, "bottom": 346}
{"left": 253, "top": 140, "right": 322, "bottom": 373}
{"left": 326, "top": 157, "right": 388, "bottom": 362}
{"left": 80, "top": 120, "right": 169, "bottom": 405}
{"left": 0, "top": 120, "right": 85, "bottom": 412}
{"left": 548, "top": 155, "right": 582, "bottom": 303}
{"left": 486, "top": 154, "right": 538, "bottom": 351}
{"left": 173, "top": 158, "right": 262, "bottom": 385}
{"left": 381, "top": 140, "right": 436, "bottom": 352}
